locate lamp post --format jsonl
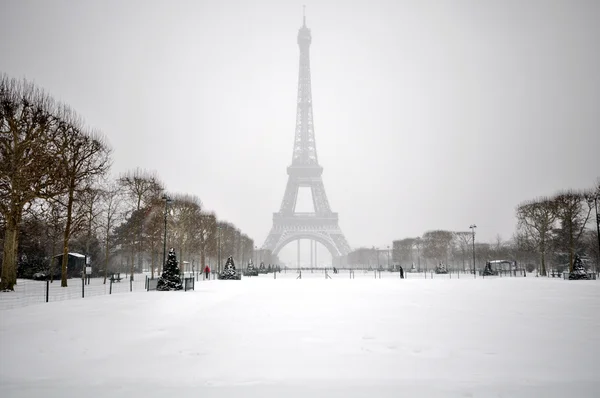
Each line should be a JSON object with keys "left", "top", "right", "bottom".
{"left": 470, "top": 224, "right": 477, "bottom": 278}
{"left": 587, "top": 192, "right": 600, "bottom": 275}
{"left": 595, "top": 196, "right": 600, "bottom": 275}
{"left": 217, "top": 225, "right": 221, "bottom": 275}
{"left": 387, "top": 245, "right": 390, "bottom": 269}
{"left": 416, "top": 237, "right": 421, "bottom": 271}
{"left": 161, "top": 194, "right": 172, "bottom": 274}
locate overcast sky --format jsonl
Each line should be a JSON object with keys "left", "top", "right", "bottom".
{"left": 2, "top": 0, "right": 599, "bottom": 265}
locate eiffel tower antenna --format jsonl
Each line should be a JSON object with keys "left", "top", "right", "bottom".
{"left": 262, "top": 14, "right": 351, "bottom": 265}
{"left": 303, "top": 5, "right": 306, "bottom": 26}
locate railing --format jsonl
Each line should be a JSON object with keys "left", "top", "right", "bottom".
{"left": 0, "top": 274, "right": 147, "bottom": 310}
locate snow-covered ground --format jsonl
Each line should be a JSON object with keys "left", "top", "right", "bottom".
{"left": 1, "top": 275, "right": 598, "bottom": 397}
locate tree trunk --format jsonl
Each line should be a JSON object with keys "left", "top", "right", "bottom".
{"left": 540, "top": 245, "right": 547, "bottom": 276}
{"left": 104, "top": 231, "right": 109, "bottom": 284}
{"left": 568, "top": 219, "right": 575, "bottom": 272}
{"left": 61, "top": 188, "right": 75, "bottom": 287}
{"left": 0, "top": 221, "right": 19, "bottom": 291}
{"left": 129, "top": 246, "right": 134, "bottom": 281}
{"left": 151, "top": 248, "right": 156, "bottom": 279}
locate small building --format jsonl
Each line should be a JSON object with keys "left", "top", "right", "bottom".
{"left": 53, "top": 252, "right": 86, "bottom": 278}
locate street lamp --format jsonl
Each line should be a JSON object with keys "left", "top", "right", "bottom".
{"left": 217, "top": 225, "right": 221, "bottom": 275}
{"left": 587, "top": 192, "right": 600, "bottom": 275}
{"left": 415, "top": 237, "right": 421, "bottom": 271}
{"left": 595, "top": 197, "right": 600, "bottom": 275}
{"left": 470, "top": 224, "right": 477, "bottom": 278}
{"left": 387, "top": 245, "right": 390, "bottom": 269}
{"left": 161, "top": 194, "right": 172, "bottom": 274}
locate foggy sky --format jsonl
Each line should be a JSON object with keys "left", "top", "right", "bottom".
{"left": 2, "top": 0, "right": 599, "bottom": 265}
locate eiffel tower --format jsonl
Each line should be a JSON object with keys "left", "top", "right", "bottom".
{"left": 262, "top": 12, "right": 351, "bottom": 262}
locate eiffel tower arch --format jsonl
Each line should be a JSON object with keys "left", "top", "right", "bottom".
{"left": 262, "top": 12, "right": 351, "bottom": 262}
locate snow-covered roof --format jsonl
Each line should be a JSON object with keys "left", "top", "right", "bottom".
{"left": 52, "top": 252, "right": 85, "bottom": 258}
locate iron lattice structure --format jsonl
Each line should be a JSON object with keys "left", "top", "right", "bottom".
{"left": 262, "top": 15, "right": 351, "bottom": 259}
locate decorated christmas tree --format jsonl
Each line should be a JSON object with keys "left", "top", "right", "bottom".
{"left": 157, "top": 247, "right": 183, "bottom": 291}
{"left": 435, "top": 262, "right": 448, "bottom": 274}
{"left": 219, "top": 256, "right": 240, "bottom": 280}
{"left": 244, "top": 259, "right": 258, "bottom": 276}
{"left": 568, "top": 254, "right": 589, "bottom": 280}
{"left": 259, "top": 262, "right": 267, "bottom": 274}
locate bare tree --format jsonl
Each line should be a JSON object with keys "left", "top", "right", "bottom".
{"left": 168, "top": 194, "right": 203, "bottom": 273}
{"left": 516, "top": 198, "right": 557, "bottom": 276}
{"left": 56, "top": 108, "right": 111, "bottom": 287}
{"left": 78, "top": 187, "right": 104, "bottom": 279}
{"left": 422, "top": 230, "right": 454, "bottom": 267}
{"left": 144, "top": 197, "right": 166, "bottom": 279}
{"left": 118, "top": 169, "right": 163, "bottom": 280}
{"left": 552, "top": 190, "right": 592, "bottom": 272}
{"left": 392, "top": 238, "right": 416, "bottom": 266}
{"left": 98, "top": 182, "right": 123, "bottom": 283}
{"left": 0, "top": 75, "right": 66, "bottom": 290}
{"left": 40, "top": 197, "right": 67, "bottom": 281}
{"left": 199, "top": 212, "right": 217, "bottom": 273}
{"left": 454, "top": 232, "right": 472, "bottom": 271}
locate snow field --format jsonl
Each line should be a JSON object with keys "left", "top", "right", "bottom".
{"left": 1, "top": 276, "right": 599, "bottom": 397}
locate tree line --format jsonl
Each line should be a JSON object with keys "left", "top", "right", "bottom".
{"left": 349, "top": 182, "right": 599, "bottom": 275}
{"left": 0, "top": 75, "right": 253, "bottom": 291}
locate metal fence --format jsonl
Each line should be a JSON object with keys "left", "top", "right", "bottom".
{"left": 0, "top": 274, "right": 147, "bottom": 310}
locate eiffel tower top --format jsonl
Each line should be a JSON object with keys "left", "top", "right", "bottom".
{"left": 291, "top": 6, "right": 318, "bottom": 167}
{"left": 298, "top": 6, "right": 311, "bottom": 47}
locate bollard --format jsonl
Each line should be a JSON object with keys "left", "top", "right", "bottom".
{"left": 109, "top": 278, "right": 113, "bottom": 294}
{"left": 46, "top": 279, "right": 50, "bottom": 303}
{"left": 130, "top": 278, "right": 133, "bottom": 292}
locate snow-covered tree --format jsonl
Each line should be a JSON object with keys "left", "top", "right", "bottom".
{"left": 220, "top": 256, "right": 239, "bottom": 280}
{"left": 157, "top": 247, "right": 183, "bottom": 290}
{"left": 568, "top": 254, "right": 589, "bottom": 280}
{"left": 435, "top": 262, "right": 448, "bottom": 274}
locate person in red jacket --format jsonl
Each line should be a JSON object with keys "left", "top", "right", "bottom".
{"left": 204, "top": 265, "right": 210, "bottom": 280}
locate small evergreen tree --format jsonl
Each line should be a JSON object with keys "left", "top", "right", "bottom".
{"left": 157, "top": 247, "right": 183, "bottom": 290}
{"left": 244, "top": 259, "right": 258, "bottom": 276}
{"left": 435, "top": 262, "right": 448, "bottom": 274}
{"left": 220, "top": 256, "right": 239, "bottom": 280}
{"left": 568, "top": 254, "right": 589, "bottom": 280}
